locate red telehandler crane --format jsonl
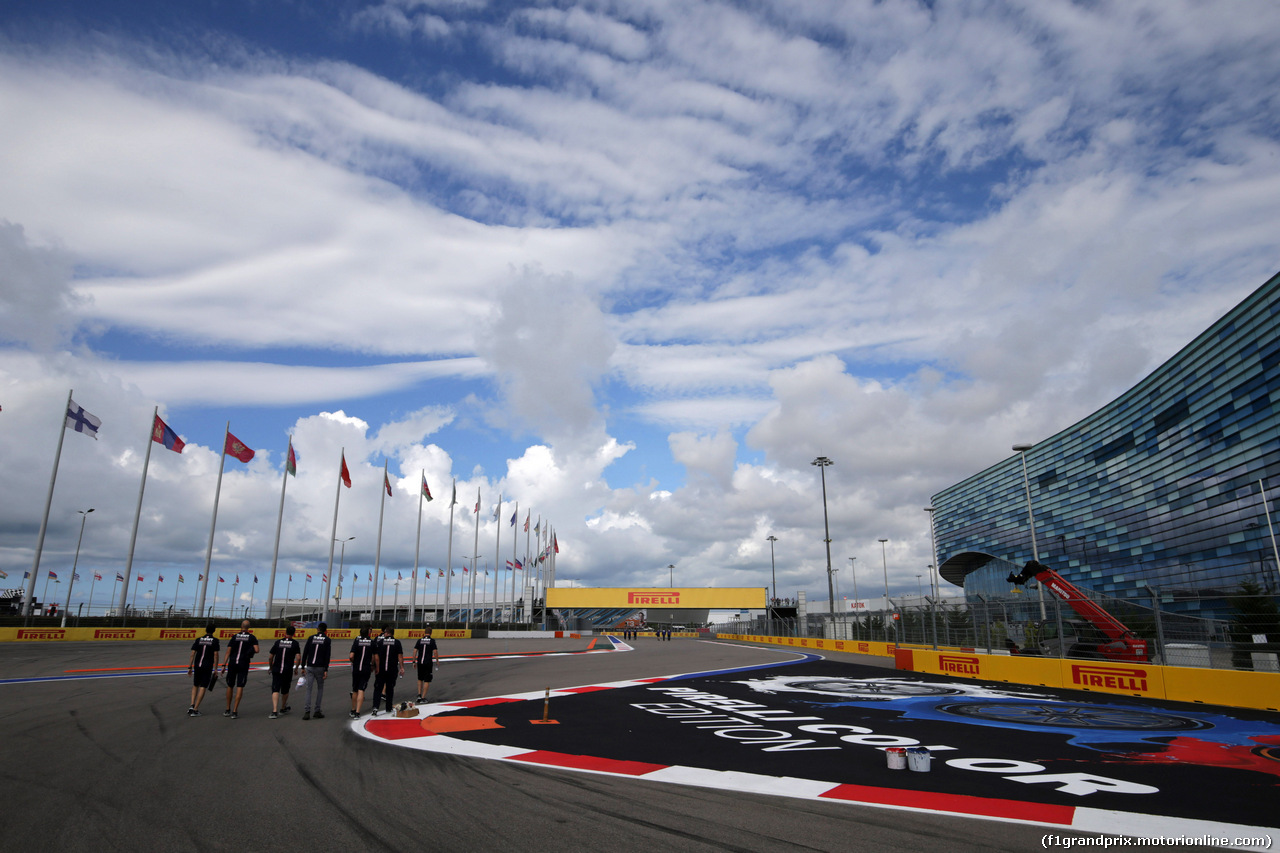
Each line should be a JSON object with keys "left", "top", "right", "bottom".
{"left": 1006, "top": 559, "right": 1149, "bottom": 662}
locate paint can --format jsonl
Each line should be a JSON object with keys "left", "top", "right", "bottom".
{"left": 885, "top": 747, "right": 907, "bottom": 770}
{"left": 907, "top": 747, "right": 931, "bottom": 772}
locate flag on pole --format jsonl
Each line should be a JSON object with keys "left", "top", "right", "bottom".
{"left": 322, "top": 574, "right": 328, "bottom": 583}
{"left": 218, "top": 576, "right": 226, "bottom": 583}
{"left": 340, "top": 453, "right": 352, "bottom": 488}
{"left": 462, "top": 566, "right": 469, "bottom": 573}
{"left": 178, "top": 575, "right": 185, "bottom": 583}
{"left": 158, "top": 575, "right": 164, "bottom": 583}
{"left": 450, "top": 569, "right": 456, "bottom": 576}
{"left": 306, "top": 573, "right": 312, "bottom": 581}
{"left": 74, "top": 573, "right": 80, "bottom": 581}
{"left": 384, "top": 472, "right": 393, "bottom": 497}
{"left": 509, "top": 510, "right": 517, "bottom": 527}
{"left": 254, "top": 575, "right": 259, "bottom": 583}
{"left": 514, "top": 559, "right": 523, "bottom": 570}
{"left": 137, "top": 575, "right": 144, "bottom": 582}
{"left": 450, "top": 483, "right": 457, "bottom": 506}
{"left": 422, "top": 477, "right": 433, "bottom": 501}
{"left": 524, "top": 512, "right": 530, "bottom": 532}
{"left": 492, "top": 501, "right": 500, "bottom": 520}
{"left": 286, "top": 442, "right": 298, "bottom": 476}
{"left": 474, "top": 494, "right": 480, "bottom": 514}
{"left": 534, "top": 519, "right": 541, "bottom": 534}
{"left": 198, "top": 574, "right": 203, "bottom": 581}
{"left": 225, "top": 432, "right": 254, "bottom": 463}
{"left": 65, "top": 399, "right": 102, "bottom": 438}
{"left": 554, "top": 534, "right": 560, "bottom": 554}
{"left": 94, "top": 572, "right": 102, "bottom": 581}
{"left": 48, "top": 571, "right": 58, "bottom": 580}
{"left": 397, "top": 571, "right": 402, "bottom": 580}
{"left": 506, "top": 560, "right": 514, "bottom": 570}
{"left": 0, "top": 571, "right": 6, "bottom": 579}
{"left": 152, "top": 415, "right": 185, "bottom": 453}
{"left": 235, "top": 575, "right": 240, "bottom": 584}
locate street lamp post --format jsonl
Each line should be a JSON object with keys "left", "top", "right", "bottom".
{"left": 667, "top": 564, "right": 674, "bottom": 587}
{"left": 847, "top": 556, "right": 859, "bottom": 637}
{"left": 879, "top": 538, "right": 890, "bottom": 642}
{"left": 1012, "top": 443, "right": 1047, "bottom": 619}
{"left": 924, "top": 506, "right": 941, "bottom": 650}
{"left": 811, "top": 457, "right": 836, "bottom": 619}
{"left": 766, "top": 535, "right": 778, "bottom": 604}
{"left": 63, "top": 508, "right": 93, "bottom": 625}
{"left": 335, "top": 536, "right": 354, "bottom": 617}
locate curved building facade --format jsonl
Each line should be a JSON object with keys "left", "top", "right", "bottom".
{"left": 931, "top": 270, "right": 1280, "bottom": 615}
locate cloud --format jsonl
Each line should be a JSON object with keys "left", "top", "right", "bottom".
{"left": 0, "top": 222, "right": 79, "bottom": 350}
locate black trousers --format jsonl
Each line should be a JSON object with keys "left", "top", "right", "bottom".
{"left": 372, "top": 671, "right": 398, "bottom": 711}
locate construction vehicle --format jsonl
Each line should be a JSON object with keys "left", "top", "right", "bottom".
{"left": 1006, "top": 559, "right": 1149, "bottom": 662}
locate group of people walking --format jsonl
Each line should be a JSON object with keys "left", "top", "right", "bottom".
{"left": 185, "top": 620, "right": 440, "bottom": 720}
{"left": 617, "top": 627, "right": 678, "bottom": 640}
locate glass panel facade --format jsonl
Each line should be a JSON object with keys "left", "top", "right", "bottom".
{"left": 932, "top": 271, "right": 1280, "bottom": 618}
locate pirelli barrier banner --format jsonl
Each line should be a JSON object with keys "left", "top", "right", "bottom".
{"left": 548, "top": 587, "right": 766, "bottom": 609}
{"left": 715, "top": 633, "right": 896, "bottom": 658}
{"left": 0, "top": 627, "right": 472, "bottom": 643}
{"left": 895, "top": 648, "right": 1280, "bottom": 714}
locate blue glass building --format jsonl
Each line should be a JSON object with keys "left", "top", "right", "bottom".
{"left": 932, "top": 271, "right": 1280, "bottom": 616}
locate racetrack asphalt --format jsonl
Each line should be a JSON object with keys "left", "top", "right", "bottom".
{"left": 0, "top": 636, "right": 1264, "bottom": 852}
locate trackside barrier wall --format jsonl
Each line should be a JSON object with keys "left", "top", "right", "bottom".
{"left": 0, "top": 627, "right": 473, "bottom": 642}
{"left": 715, "top": 633, "right": 896, "bottom": 658}
{"left": 894, "top": 648, "right": 1280, "bottom": 713}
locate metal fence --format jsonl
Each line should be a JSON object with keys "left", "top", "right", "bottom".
{"left": 712, "top": 591, "right": 1280, "bottom": 673}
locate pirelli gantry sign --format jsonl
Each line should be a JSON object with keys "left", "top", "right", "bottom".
{"left": 546, "top": 587, "right": 766, "bottom": 609}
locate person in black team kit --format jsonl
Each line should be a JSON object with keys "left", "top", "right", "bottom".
{"left": 300, "top": 622, "right": 331, "bottom": 720}
{"left": 349, "top": 626, "right": 374, "bottom": 719}
{"left": 186, "top": 623, "right": 220, "bottom": 717}
{"left": 221, "top": 619, "right": 259, "bottom": 719}
{"left": 267, "top": 625, "right": 302, "bottom": 719}
{"left": 370, "top": 624, "right": 404, "bottom": 716}
{"left": 412, "top": 627, "right": 440, "bottom": 703}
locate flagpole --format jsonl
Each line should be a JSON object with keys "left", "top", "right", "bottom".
{"left": 26, "top": 389, "right": 73, "bottom": 617}
{"left": 323, "top": 449, "right": 343, "bottom": 621}
{"left": 492, "top": 495, "right": 502, "bottom": 625}
{"left": 109, "top": 577, "right": 118, "bottom": 618}
{"left": 196, "top": 422, "right": 230, "bottom": 617}
{"left": 469, "top": 488, "right": 481, "bottom": 626}
{"left": 267, "top": 436, "right": 292, "bottom": 620}
{"left": 444, "top": 479, "right": 456, "bottom": 624}
{"left": 374, "top": 460, "right": 388, "bottom": 622}
{"left": 525, "top": 512, "right": 532, "bottom": 625}
{"left": 173, "top": 574, "right": 180, "bottom": 619}
{"left": 412, "top": 469, "right": 424, "bottom": 624}
{"left": 130, "top": 573, "right": 140, "bottom": 615}
{"left": 87, "top": 572, "right": 98, "bottom": 618}
{"left": 509, "top": 501, "right": 517, "bottom": 624}
{"left": 248, "top": 576, "right": 257, "bottom": 618}
{"left": 284, "top": 574, "right": 292, "bottom": 620}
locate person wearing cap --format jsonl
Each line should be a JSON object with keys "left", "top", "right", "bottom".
{"left": 369, "top": 624, "right": 404, "bottom": 716}
{"left": 300, "top": 622, "right": 331, "bottom": 720}
{"left": 267, "top": 625, "right": 302, "bottom": 719}
{"left": 412, "top": 626, "right": 440, "bottom": 703}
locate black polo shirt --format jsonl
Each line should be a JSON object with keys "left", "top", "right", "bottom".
{"left": 349, "top": 637, "right": 374, "bottom": 673}
{"left": 268, "top": 637, "right": 300, "bottom": 674}
{"left": 190, "top": 635, "right": 220, "bottom": 670}
{"left": 413, "top": 636, "right": 438, "bottom": 666}
{"left": 374, "top": 635, "right": 403, "bottom": 674}
{"left": 226, "top": 631, "right": 259, "bottom": 669}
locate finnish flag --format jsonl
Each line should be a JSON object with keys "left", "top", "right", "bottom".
{"left": 65, "top": 400, "right": 102, "bottom": 438}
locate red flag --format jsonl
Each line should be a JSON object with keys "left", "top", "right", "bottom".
{"left": 286, "top": 442, "right": 297, "bottom": 476}
{"left": 422, "top": 477, "right": 433, "bottom": 501}
{"left": 152, "top": 415, "right": 185, "bottom": 453}
{"left": 553, "top": 534, "right": 559, "bottom": 554}
{"left": 340, "top": 453, "right": 352, "bottom": 488}
{"left": 224, "top": 431, "right": 254, "bottom": 463}
{"left": 384, "top": 473, "right": 393, "bottom": 497}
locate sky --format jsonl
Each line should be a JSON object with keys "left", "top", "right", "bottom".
{"left": 3, "top": 0, "right": 1280, "bottom": 617}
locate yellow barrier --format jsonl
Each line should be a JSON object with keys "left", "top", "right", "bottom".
{"left": 0, "top": 626, "right": 472, "bottom": 643}
{"left": 893, "top": 647, "right": 1280, "bottom": 712}
{"left": 714, "top": 633, "right": 895, "bottom": 658}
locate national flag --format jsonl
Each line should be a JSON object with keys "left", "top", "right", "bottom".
{"left": 340, "top": 453, "right": 352, "bottom": 488}
{"left": 397, "top": 571, "right": 403, "bottom": 581}
{"left": 198, "top": 574, "right": 203, "bottom": 581}
{"left": 534, "top": 519, "right": 541, "bottom": 534}
{"left": 178, "top": 575, "right": 185, "bottom": 583}
{"left": 553, "top": 534, "right": 559, "bottom": 554}
{"left": 422, "top": 477, "right": 433, "bottom": 501}
{"left": 94, "top": 572, "right": 102, "bottom": 581}
{"left": 158, "top": 575, "right": 164, "bottom": 583}
{"left": 474, "top": 491, "right": 480, "bottom": 514}
{"left": 65, "top": 399, "right": 102, "bottom": 438}
{"left": 224, "top": 432, "right": 254, "bottom": 463}
{"left": 218, "top": 576, "right": 226, "bottom": 583}
{"left": 509, "top": 509, "right": 517, "bottom": 527}
{"left": 137, "top": 575, "right": 144, "bottom": 582}
{"left": 73, "top": 573, "right": 80, "bottom": 581}
{"left": 384, "top": 472, "right": 393, "bottom": 497}
{"left": 254, "top": 575, "right": 259, "bottom": 583}
{"left": 462, "top": 566, "right": 469, "bottom": 573}
{"left": 306, "top": 574, "right": 313, "bottom": 582}
{"left": 235, "top": 575, "right": 240, "bottom": 584}
{"left": 506, "top": 560, "right": 514, "bottom": 570}
{"left": 322, "top": 574, "right": 328, "bottom": 583}
{"left": 48, "top": 571, "right": 58, "bottom": 580}
{"left": 514, "top": 559, "right": 523, "bottom": 570}
{"left": 492, "top": 500, "right": 500, "bottom": 520}
{"left": 152, "top": 415, "right": 185, "bottom": 453}
{"left": 368, "top": 572, "right": 372, "bottom": 582}
{"left": 1, "top": 570, "right": 9, "bottom": 579}
{"left": 286, "top": 441, "right": 297, "bottom": 476}
{"left": 524, "top": 512, "right": 530, "bottom": 532}
{"left": 24, "top": 571, "right": 30, "bottom": 578}
{"left": 450, "top": 569, "right": 456, "bottom": 576}
{"left": 450, "top": 482, "right": 457, "bottom": 506}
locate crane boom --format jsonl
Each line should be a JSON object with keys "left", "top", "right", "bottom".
{"left": 1006, "top": 559, "right": 1148, "bottom": 661}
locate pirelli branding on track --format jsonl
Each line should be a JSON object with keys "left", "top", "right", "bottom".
{"left": 159, "top": 629, "right": 197, "bottom": 639}
{"left": 628, "top": 591, "right": 679, "bottom": 605}
{"left": 92, "top": 629, "right": 136, "bottom": 640}
{"left": 14, "top": 629, "right": 66, "bottom": 640}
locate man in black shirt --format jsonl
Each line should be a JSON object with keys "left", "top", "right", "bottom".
{"left": 300, "top": 622, "right": 331, "bottom": 720}
{"left": 349, "top": 625, "right": 374, "bottom": 719}
{"left": 186, "top": 623, "right": 220, "bottom": 717}
{"left": 267, "top": 625, "right": 302, "bottom": 719}
{"left": 412, "top": 626, "right": 440, "bottom": 703}
{"left": 370, "top": 624, "right": 404, "bottom": 716}
{"left": 220, "top": 619, "right": 259, "bottom": 719}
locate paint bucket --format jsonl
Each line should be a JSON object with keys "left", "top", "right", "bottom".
{"left": 885, "top": 747, "right": 907, "bottom": 770}
{"left": 907, "top": 747, "right": 932, "bottom": 772}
